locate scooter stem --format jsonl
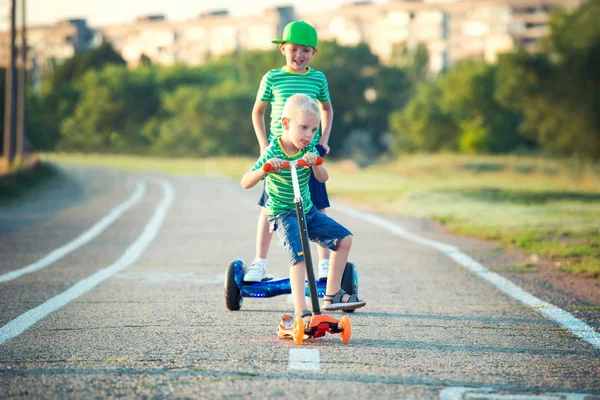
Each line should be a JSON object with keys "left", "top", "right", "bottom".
{"left": 290, "top": 162, "right": 321, "bottom": 315}
{"left": 290, "top": 163, "right": 302, "bottom": 201}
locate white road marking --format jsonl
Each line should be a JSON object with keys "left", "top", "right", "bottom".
{"left": 0, "top": 180, "right": 174, "bottom": 345}
{"left": 334, "top": 202, "right": 600, "bottom": 350}
{"left": 288, "top": 348, "right": 320, "bottom": 370}
{"left": 440, "top": 387, "right": 593, "bottom": 399}
{"left": 0, "top": 181, "right": 146, "bottom": 284}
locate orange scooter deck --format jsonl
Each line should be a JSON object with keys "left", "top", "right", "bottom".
{"left": 277, "top": 313, "right": 352, "bottom": 344}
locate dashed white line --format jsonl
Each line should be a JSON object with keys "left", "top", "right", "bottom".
{"left": 288, "top": 348, "right": 320, "bottom": 370}
{"left": 440, "top": 386, "right": 593, "bottom": 399}
{"left": 0, "top": 180, "right": 174, "bottom": 345}
{"left": 0, "top": 181, "right": 146, "bottom": 284}
{"left": 334, "top": 202, "right": 600, "bottom": 350}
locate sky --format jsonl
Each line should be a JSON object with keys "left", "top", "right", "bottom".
{"left": 0, "top": 0, "right": 392, "bottom": 29}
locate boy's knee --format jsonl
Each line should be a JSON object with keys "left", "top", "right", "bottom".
{"left": 336, "top": 235, "right": 352, "bottom": 251}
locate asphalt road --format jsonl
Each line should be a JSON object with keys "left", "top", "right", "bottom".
{"left": 1, "top": 165, "right": 599, "bottom": 399}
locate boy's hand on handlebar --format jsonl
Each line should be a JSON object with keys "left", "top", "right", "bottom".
{"left": 265, "top": 158, "right": 284, "bottom": 172}
{"left": 302, "top": 152, "right": 318, "bottom": 167}
{"left": 263, "top": 156, "right": 323, "bottom": 172}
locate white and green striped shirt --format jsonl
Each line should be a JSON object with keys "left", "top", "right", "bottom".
{"left": 257, "top": 67, "right": 330, "bottom": 144}
{"left": 251, "top": 139, "right": 318, "bottom": 216}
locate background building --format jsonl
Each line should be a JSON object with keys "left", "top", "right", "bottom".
{"left": 0, "top": 0, "right": 586, "bottom": 76}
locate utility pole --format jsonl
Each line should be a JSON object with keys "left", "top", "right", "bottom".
{"left": 3, "top": 0, "right": 17, "bottom": 169}
{"left": 16, "top": 0, "right": 26, "bottom": 162}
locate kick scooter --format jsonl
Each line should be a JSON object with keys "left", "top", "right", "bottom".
{"left": 263, "top": 157, "right": 351, "bottom": 344}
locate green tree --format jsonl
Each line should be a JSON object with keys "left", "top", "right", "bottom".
{"left": 438, "top": 61, "right": 522, "bottom": 153}
{"left": 311, "top": 41, "right": 406, "bottom": 157}
{"left": 390, "top": 42, "right": 430, "bottom": 82}
{"left": 155, "top": 64, "right": 222, "bottom": 92}
{"left": 458, "top": 117, "right": 491, "bottom": 153}
{"left": 35, "top": 40, "right": 417, "bottom": 158}
{"left": 59, "top": 65, "right": 158, "bottom": 152}
{"left": 50, "top": 41, "right": 125, "bottom": 91}
{"left": 150, "top": 82, "right": 255, "bottom": 156}
{"left": 140, "top": 53, "right": 152, "bottom": 66}
{"left": 496, "top": 1, "right": 600, "bottom": 159}
{"left": 27, "top": 83, "right": 80, "bottom": 150}
{"left": 213, "top": 48, "right": 280, "bottom": 86}
{"left": 391, "top": 60, "right": 523, "bottom": 154}
{"left": 390, "top": 82, "right": 458, "bottom": 152}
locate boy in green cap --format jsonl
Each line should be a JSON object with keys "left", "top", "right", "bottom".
{"left": 244, "top": 20, "right": 335, "bottom": 284}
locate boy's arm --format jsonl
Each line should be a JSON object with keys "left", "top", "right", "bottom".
{"left": 303, "top": 151, "right": 329, "bottom": 183}
{"left": 241, "top": 157, "right": 284, "bottom": 189}
{"left": 318, "top": 101, "right": 333, "bottom": 154}
{"left": 312, "top": 164, "right": 329, "bottom": 183}
{"left": 241, "top": 168, "right": 266, "bottom": 190}
{"left": 252, "top": 100, "right": 270, "bottom": 155}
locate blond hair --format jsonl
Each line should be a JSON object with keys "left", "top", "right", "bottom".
{"left": 281, "top": 94, "right": 320, "bottom": 120}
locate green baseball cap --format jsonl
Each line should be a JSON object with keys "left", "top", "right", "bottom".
{"left": 272, "top": 21, "right": 318, "bottom": 48}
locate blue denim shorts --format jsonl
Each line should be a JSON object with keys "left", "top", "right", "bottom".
{"left": 268, "top": 206, "right": 352, "bottom": 266}
{"left": 258, "top": 144, "right": 330, "bottom": 209}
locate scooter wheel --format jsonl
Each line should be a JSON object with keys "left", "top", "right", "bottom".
{"left": 293, "top": 316, "right": 305, "bottom": 345}
{"left": 339, "top": 315, "right": 352, "bottom": 344}
{"left": 224, "top": 261, "right": 243, "bottom": 311}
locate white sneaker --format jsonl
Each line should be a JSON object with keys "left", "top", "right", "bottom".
{"left": 244, "top": 259, "right": 268, "bottom": 282}
{"left": 317, "top": 259, "right": 329, "bottom": 281}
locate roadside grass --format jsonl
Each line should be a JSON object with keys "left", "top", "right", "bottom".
{"left": 0, "top": 161, "right": 59, "bottom": 205}
{"left": 326, "top": 154, "right": 600, "bottom": 279}
{"left": 40, "top": 152, "right": 600, "bottom": 279}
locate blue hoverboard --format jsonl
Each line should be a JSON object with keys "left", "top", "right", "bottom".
{"left": 224, "top": 260, "right": 359, "bottom": 312}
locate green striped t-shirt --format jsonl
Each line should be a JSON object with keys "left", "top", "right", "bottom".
{"left": 257, "top": 67, "right": 330, "bottom": 144}
{"left": 251, "top": 138, "right": 318, "bottom": 216}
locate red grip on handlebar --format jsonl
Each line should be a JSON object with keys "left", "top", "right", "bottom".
{"left": 263, "top": 157, "right": 323, "bottom": 172}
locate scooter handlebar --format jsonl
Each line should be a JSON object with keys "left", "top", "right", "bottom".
{"left": 263, "top": 157, "right": 323, "bottom": 172}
